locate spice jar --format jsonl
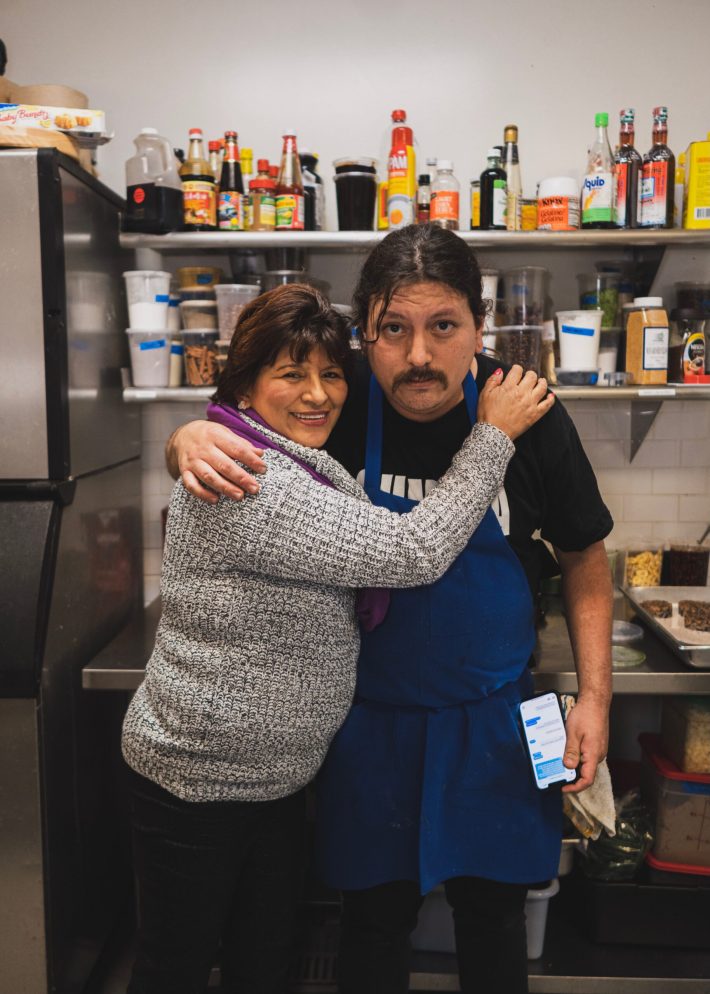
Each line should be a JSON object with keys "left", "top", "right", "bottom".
{"left": 625, "top": 544, "right": 663, "bottom": 587}
{"left": 624, "top": 297, "right": 669, "bottom": 385}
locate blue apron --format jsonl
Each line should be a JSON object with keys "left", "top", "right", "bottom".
{"left": 316, "top": 373, "right": 561, "bottom": 894}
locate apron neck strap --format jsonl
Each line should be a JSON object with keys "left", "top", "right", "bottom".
{"left": 364, "top": 371, "right": 479, "bottom": 492}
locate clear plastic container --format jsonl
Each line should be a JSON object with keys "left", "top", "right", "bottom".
{"left": 126, "top": 329, "right": 170, "bottom": 387}
{"left": 496, "top": 325, "right": 542, "bottom": 373}
{"left": 215, "top": 284, "right": 260, "bottom": 338}
{"left": 555, "top": 309, "right": 602, "bottom": 371}
{"left": 181, "top": 330, "right": 218, "bottom": 386}
{"left": 215, "top": 339, "right": 231, "bottom": 376}
{"left": 661, "top": 698, "right": 710, "bottom": 774}
{"left": 640, "top": 734, "right": 710, "bottom": 867}
{"left": 176, "top": 265, "right": 223, "bottom": 289}
{"left": 577, "top": 272, "right": 620, "bottom": 328}
{"left": 480, "top": 268, "right": 499, "bottom": 332}
{"left": 122, "top": 270, "right": 171, "bottom": 329}
{"left": 624, "top": 544, "right": 663, "bottom": 587}
{"left": 179, "top": 300, "right": 218, "bottom": 330}
{"left": 504, "top": 266, "right": 549, "bottom": 326}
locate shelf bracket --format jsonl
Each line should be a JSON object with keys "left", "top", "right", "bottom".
{"left": 629, "top": 398, "right": 663, "bottom": 461}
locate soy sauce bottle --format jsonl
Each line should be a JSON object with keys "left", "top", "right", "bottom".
{"left": 614, "top": 109, "right": 642, "bottom": 229}
{"left": 479, "top": 147, "right": 507, "bottom": 230}
{"left": 639, "top": 107, "right": 675, "bottom": 229}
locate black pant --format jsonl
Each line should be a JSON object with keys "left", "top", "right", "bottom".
{"left": 338, "top": 877, "right": 529, "bottom": 994}
{"left": 126, "top": 766, "right": 305, "bottom": 994}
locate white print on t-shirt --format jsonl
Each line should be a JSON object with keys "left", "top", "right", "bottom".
{"left": 356, "top": 471, "right": 512, "bottom": 536}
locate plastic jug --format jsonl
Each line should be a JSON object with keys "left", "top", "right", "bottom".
{"left": 124, "top": 128, "right": 183, "bottom": 234}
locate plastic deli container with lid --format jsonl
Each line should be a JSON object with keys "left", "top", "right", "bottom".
{"left": 126, "top": 329, "right": 170, "bottom": 387}
{"left": 181, "top": 330, "right": 218, "bottom": 386}
{"left": 537, "top": 177, "right": 580, "bottom": 231}
{"left": 496, "top": 326, "right": 542, "bottom": 373}
{"left": 123, "top": 270, "right": 171, "bottom": 330}
{"left": 179, "top": 300, "right": 218, "bottom": 329}
{"left": 504, "top": 266, "right": 548, "bottom": 326}
{"left": 639, "top": 734, "right": 710, "bottom": 868}
{"left": 577, "top": 272, "right": 620, "bottom": 328}
{"left": 661, "top": 697, "right": 710, "bottom": 774}
{"left": 555, "top": 309, "right": 602, "bottom": 371}
{"left": 215, "top": 284, "right": 260, "bottom": 338}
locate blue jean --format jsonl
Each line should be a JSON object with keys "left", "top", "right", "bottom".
{"left": 125, "top": 766, "right": 305, "bottom": 994}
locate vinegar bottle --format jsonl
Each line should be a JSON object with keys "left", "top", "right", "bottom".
{"left": 276, "top": 132, "right": 305, "bottom": 231}
{"left": 503, "top": 125, "right": 522, "bottom": 231}
{"left": 480, "top": 147, "right": 507, "bottom": 230}
{"left": 639, "top": 106, "right": 675, "bottom": 229}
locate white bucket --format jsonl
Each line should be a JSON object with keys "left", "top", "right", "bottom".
{"left": 123, "top": 270, "right": 171, "bottom": 330}
{"left": 126, "top": 329, "right": 170, "bottom": 387}
{"left": 411, "top": 878, "right": 559, "bottom": 960}
{"left": 556, "top": 309, "right": 602, "bottom": 370}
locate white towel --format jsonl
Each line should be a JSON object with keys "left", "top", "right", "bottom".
{"left": 560, "top": 694, "right": 617, "bottom": 840}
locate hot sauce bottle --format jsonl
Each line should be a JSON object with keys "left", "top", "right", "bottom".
{"left": 639, "top": 106, "right": 675, "bottom": 229}
{"left": 276, "top": 132, "right": 305, "bottom": 231}
{"left": 179, "top": 128, "right": 216, "bottom": 231}
{"left": 218, "top": 131, "right": 245, "bottom": 231}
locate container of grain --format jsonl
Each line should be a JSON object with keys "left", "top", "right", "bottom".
{"left": 625, "top": 543, "right": 663, "bottom": 587}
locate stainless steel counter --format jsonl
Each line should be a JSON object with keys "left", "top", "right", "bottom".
{"left": 83, "top": 598, "right": 710, "bottom": 695}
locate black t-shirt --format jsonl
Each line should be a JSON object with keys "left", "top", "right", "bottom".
{"left": 326, "top": 352, "right": 613, "bottom": 598}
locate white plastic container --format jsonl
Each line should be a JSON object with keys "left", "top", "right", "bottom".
{"left": 411, "top": 879, "right": 559, "bottom": 959}
{"left": 123, "top": 270, "right": 171, "bottom": 329}
{"left": 126, "top": 329, "right": 170, "bottom": 387}
{"left": 167, "top": 293, "right": 181, "bottom": 332}
{"left": 537, "top": 177, "right": 580, "bottom": 231}
{"left": 215, "top": 283, "right": 260, "bottom": 338}
{"left": 556, "top": 309, "right": 602, "bottom": 370}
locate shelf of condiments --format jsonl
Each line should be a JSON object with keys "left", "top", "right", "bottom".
{"left": 122, "top": 107, "right": 710, "bottom": 235}
{"left": 482, "top": 266, "right": 710, "bottom": 386}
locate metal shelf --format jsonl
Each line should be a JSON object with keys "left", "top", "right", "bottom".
{"left": 120, "top": 228, "right": 710, "bottom": 253}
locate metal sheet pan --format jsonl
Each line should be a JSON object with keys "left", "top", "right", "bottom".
{"left": 622, "top": 586, "right": 710, "bottom": 669}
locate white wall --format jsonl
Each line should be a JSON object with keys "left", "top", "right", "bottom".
{"left": 4, "top": 0, "right": 710, "bottom": 225}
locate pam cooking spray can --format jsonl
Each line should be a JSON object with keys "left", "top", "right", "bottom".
{"left": 387, "top": 109, "right": 416, "bottom": 228}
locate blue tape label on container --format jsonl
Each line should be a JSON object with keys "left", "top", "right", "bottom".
{"left": 170, "top": 343, "right": 184, "bottom": 355}
{"left": 139, "top": 339, "right": 166, "bottom": 351}
{"left": 561, "top": 324, "right": 595, "bottom": 337}
{"left": 196, "top": 274, "right": 212, "bottom": 284}
{"left": 154, "top": 294, "right": 169, "bottom": 303}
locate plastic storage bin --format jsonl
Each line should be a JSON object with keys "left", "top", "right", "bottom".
{"left": 410, "top": 879, "right": 559, "bottom": 959}
{"left": 639, "top": 733, "right": 710, "bottom": 868}
{"left": 661, "top": 697, "right": 710, "bottom": 774}
{"left": 126, "top": 329, "right": 170, "bottom": 387}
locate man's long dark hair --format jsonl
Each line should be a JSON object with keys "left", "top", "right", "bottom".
{"left": 352, "top": 223, "right": 487, "bottom": 342}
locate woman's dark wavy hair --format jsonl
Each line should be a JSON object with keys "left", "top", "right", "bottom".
{"left": 213, "top": 283, "right": 352, "bottom": 406}
{"left": 352, "top": 223, "right": 487, "bottom": 342}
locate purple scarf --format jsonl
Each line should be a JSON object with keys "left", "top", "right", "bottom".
{"left": 207, "top": 401, "right": 390, "bottom": 632}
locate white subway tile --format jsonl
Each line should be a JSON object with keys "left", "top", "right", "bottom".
{"left": 582, "top": 439, "right": 627, "bottom": 469}
{"left": 647, "top": 409, "right": 683, "bottom": 440}
{"left": 142, "top": 518, "right": 165, "bottom": 551}
{"left": 143, "top": 548, "right": 164, "bottom": 576}
{"left": 630, "top": 440, "right": 680, "bottom": 469}
{"left": 623, "top": 494, "right": 678, "bottom": 522}
{"left": 678, "top": 405, "right": 710, "bottom": 440}
{"left": 608, "top": 522, "right": 655, "bottom": 545}
{"left": 566, "top": 411, "right": 598, "bottom": 440}
{"left": 595, "top": 469, "right": 653, "bottom": 496}
{"left": 652, "top": 521, "right": 707, "bottom": 542}
{"left": 596, "top": 408, "right": 630, "bottom": 441}
{"left": 144, "top": 576, "right": 161, "bottom": 607}
{"left": 142, "top": 466, "right": 174, "bottom": 496}
{"left": 602, "top": 494, "right": 624, "bottom": 522}
{"left": 653, "top": 467, "right": 709, "bottom": 495}
{"left": 681, "top": 439, "right": 710, "bottom": 468}
{"left": 679, "top": 495, "right": 710, "bottom": 522}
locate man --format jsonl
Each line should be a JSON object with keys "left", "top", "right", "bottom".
{"left": 166, "top": 224, "right": 612, "bottom": 994}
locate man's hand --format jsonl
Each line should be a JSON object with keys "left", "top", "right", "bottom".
{"left": 166, "top": 421, "right": 267, "bottom": 505}
{"left": 561, "top": 695, "right": 609, "bottom": 794}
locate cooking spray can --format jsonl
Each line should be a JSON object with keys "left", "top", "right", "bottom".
{"left": 387, "top": 109, "right": 416, "bottom": 229}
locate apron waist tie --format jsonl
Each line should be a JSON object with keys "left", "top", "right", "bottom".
{"left": 354, "top": 669, "right": 533, "bottom": 713}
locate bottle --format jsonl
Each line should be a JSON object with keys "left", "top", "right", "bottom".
{"left": 300, "top": 150, "right": 324, "bottom": 231}
{"left": 276, "top": 131, "right": 305, "bottom": 231}
{"left": 416, "top": 173, "right": 431, "bottom": 223}
{"left": 674, "top": 152, "right": 686, "bottom": 229}
{"left": 683, "top": 133, "right": 710, "bottom": 229}
{"left": 470, "top": 180, "right": 481, "bottom": 229}
{"left": 241, "top": 147, "right": 254, "bottom": 230}
{"left": 503, "top": 125, "right": 522, "bottom": 231}
{"left": 218, "top": 131, "right": 245, "bottom": 231}
{"left": 179, "top": 128, "right": 217, "bottom": 231}
{"left": 377, "top": 179, "right": 389, "bottom": 230}
{"left": 614, "top": 108, "right": 642, "bottom": 229}
{"left": 124, "top": 127, "right": 183, "bottom": 233}
{"left": 208, "top": 141, "right": 222, "bottom": 184}
{"left": 479, "top": 147, "right": 507, "bottom": 230}
{"left": 249, "top": 159, "right": 276, "bottom": 232}
{"left": 581, "top": 112, "right": 615, "bottom": 229}
{"left": 625, "top": 296, "right": 669, "bottom": 385}
{"left": 387, "top": 109, "right": 416, "bottom": 229}
{"left": 639, "top": 106, "right": 675, "bottom": 229}
{"left": 430, "top": 161, "right": 460, "bottom": 230}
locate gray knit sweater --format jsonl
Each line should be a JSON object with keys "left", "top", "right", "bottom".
{"left": 121, "top": 418, "right": 514, "bottom": 802}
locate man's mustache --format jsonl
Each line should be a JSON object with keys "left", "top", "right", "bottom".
{"left": 392, "top": 367, "right": 449, "bottom": 392}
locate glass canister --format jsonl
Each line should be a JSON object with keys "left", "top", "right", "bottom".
{"left": 667, "top": 544, "right": 710, "bottom": 586}
{"left": 577, "top": 272, "right": 620, "bottom": 328}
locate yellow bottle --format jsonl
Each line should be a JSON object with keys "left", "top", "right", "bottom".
{"left": 387, "top": 109, "right": 416, "bottom": 229}
{"left": 674, "top": 152, "right": 686, "bottom": 228}
{"left": 683, "top": 135, "right": 710, "bottom": 230}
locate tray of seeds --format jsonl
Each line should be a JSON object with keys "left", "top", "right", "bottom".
{"left": 621, "top": 586, "right": 710, "bottom": 669}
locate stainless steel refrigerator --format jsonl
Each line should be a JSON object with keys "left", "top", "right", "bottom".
{"left": 0, "top": 148, "right": 142, "bottom": 994}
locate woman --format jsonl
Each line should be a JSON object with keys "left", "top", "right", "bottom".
{"left": 122, "top": 281, "right": 553, "bottom": 994}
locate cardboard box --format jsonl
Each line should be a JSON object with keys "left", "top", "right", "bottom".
{"left": 0, "top": 103, "right": 106, "bottom": 135}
